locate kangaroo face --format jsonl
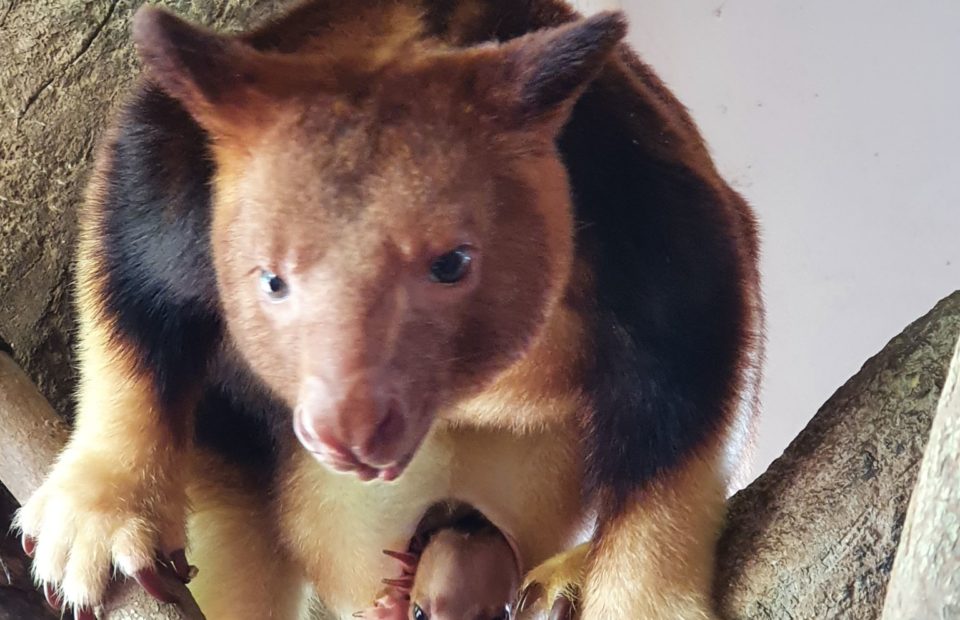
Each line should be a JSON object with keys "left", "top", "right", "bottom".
{"left": 134, "top": 6, "right": 625, "bottom": 479}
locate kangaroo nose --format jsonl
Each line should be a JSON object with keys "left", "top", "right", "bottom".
{"left": 293, "top": 375, "right": 408, "bottom": 472}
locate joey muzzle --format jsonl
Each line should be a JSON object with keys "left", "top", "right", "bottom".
{"left": 294, "top": 374, "right": 418, "bottom": 481}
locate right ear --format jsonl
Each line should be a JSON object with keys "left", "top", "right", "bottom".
{"left": 132, "top": 6, "right": 269, "bottom": 135}
{"left": 466, "top": 11, "right": 628, "bottom": 133}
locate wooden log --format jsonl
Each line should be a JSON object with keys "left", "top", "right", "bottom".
{"left": 0, "top": 350, "right": 205, "bottom": 620}
{"left": 0, "top": 350, "right": 68, "bottom": 502}
{"left": 880, "top": 334, "right": 960, "bottom": 619}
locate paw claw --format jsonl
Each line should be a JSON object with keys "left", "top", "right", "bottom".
{"left": 517, "top": 543, "right": 588, "bottom": 619}
{"left": 18, "top": 449, "right": 187, "bottom": 612}
{"left": 517, "top": 582, "right": 543, "bottom": 614}
{"left": 134, "top": 568, "right": 177, "bottom": 604}
{"left": 382, "top": 577, "right": 414, "bottom": 590}
{"left": 74, "top": 606, "right": 96, "bottom": 620}
{"left": 167, "top": 549, "right": 197, "bottom": 583}
{"left": 382, "top": 549, "right": 418, "bottom": 571}
{"left": 43, "top": 583, "right": 62, "bottom": 611}
{"left": 22, "top": 534, "right": 36, "bottom": 557}
{"left": 549, "top": 597, "right": 574, "bottom": 620}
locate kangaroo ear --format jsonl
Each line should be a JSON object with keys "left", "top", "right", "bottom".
{"left": 474, "top": 11, "right": 628, "bottom": 130}
{"left": 132, "top": 6, "right": 268, "bottom": 134}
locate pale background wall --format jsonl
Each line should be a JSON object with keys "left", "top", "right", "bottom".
{"left": 575, "top": 0, "right": 960, "bottom": 480}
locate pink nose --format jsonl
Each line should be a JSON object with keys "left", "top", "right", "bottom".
{"left": 293, "top": 376, "right": 408, "bottom": 471}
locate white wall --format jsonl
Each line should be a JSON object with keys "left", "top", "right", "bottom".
{"left": 582, "top": 1, "right": 960, "bottom": 477}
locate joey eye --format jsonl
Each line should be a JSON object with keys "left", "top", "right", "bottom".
{"left": 429, "top": 245, "right": 474, "bottom": 285}
{"left": 412, "top": 603, "right": 427, "bottom": 620}
{"left": 259, "top": 270, "right": 289, "bottom": 302}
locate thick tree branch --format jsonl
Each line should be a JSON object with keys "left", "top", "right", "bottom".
{"left": 716, "top": 291, "right": 960, "bottom": 619}
{"left": 881, "top": 333, "right": 960, "bottom": 618}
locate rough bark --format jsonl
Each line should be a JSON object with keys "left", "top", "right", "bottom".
{"left": 0, "top": 349, "right": 69, "bottom": 503}
{"left": 716, "top": 291, "right": 960, "bottom": 619}
{"left": 880, "top": 333, "right": 960, "bottom": 619}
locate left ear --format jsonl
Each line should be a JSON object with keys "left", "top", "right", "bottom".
{"left": 132, "top": 5, "right": 282, "bottom": 138}
{"left": 471, "top": 11, "right": 628, "bottom": 131}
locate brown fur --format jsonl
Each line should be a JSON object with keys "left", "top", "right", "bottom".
{"left": 410, "top": 527, "right": 519, "bottom": 620}
{"left": 17, "top": 3, "right": 762, "bottom": 619}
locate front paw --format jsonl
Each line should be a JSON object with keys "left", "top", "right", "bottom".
{"left": 516, "top": 543, "right": 589, "bottom": 620}
{"left": 14, "top": 448, "right": 191, "bottom": 616}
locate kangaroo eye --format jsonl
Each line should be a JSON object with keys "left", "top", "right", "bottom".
{"left": 259, "top": 270, "right": 289, "bottom": 302}
{"left": 429, "top": 245, "right": 474, "bottom": 285}
{"left": 412, "top": 603, "right": 428, "bottom": 620}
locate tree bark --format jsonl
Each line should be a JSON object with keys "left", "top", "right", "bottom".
{"left": 880, "top": 333, "right": 960, "bottom": 619}
{"left": 716, "top": 291, "right": 960, "bottom": 619}
{"left": 0, "top": 349, "right": 69, "bottom": 503}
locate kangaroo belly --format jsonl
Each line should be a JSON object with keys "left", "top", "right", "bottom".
{"left": 277, "top": 422, "right": 585, "bottom": 617}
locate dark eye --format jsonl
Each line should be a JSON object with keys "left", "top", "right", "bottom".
{"left": 429, "top": 246, "right": 473, "bottom": 284}
{"left": 493, "top": 605, "right": 510, "bottom": 620}
{"left": 412, "top": 603, "right": 427, "bottom": 620}
{"left": 259, "top": 269, "right": 289, "bottom": 301}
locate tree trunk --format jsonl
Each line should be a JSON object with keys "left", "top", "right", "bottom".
{"left": 880, "top": 333, "right": 960, "bottom": 619}
{"left": 716, "top": 291, "right": 960, "bottom": 619}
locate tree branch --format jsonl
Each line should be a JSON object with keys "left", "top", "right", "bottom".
{"left": 716, "top": 291, "right": 960, "bottom": 619}
{"left": 881, "top": 331, "right": 960, "bottom": 618}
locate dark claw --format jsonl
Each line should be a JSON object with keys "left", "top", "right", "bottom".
{"left": 22, "top": 534, "right": 36, "bottom": 557}
{"left": 382, "top": 549, "right": 418, "bottom": 570}
{"left": 74, "top": 607, "right": 96, "bottom": 620}
{"left": 382, "top": 576, "right": 414, "bottom": 590}
{"left": 43, "top": 583, "right": 62, "bottom": 611}
{"left": 516, "top": 583, "right": 543, "bottom": 615}
{"left": 134, "top": 568, "right": 177, "bottom": 604}
{"left": 549, "top": 597, "right": 574, "bottom": 620}
{"left": 168, "top": 549, "right": 197, "bottom": 583}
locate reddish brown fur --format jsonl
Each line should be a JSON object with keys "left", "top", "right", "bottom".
{"left": 133, "top": 6, "right": 610, "bottom": 475}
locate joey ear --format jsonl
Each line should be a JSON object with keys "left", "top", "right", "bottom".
{"left": 475, "top": 11, "right": 628, "bottom": 129}
{"left": 132, "top": 6, "right": 267, "bottom": 134}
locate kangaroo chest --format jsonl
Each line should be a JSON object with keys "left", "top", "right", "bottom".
{"left": 278, "top": 423, "right": 587, "bottom": 617}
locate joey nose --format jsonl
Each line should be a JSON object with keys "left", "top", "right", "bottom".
{"left": 294, "top": 375, "right": 408, "bottom": 470}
